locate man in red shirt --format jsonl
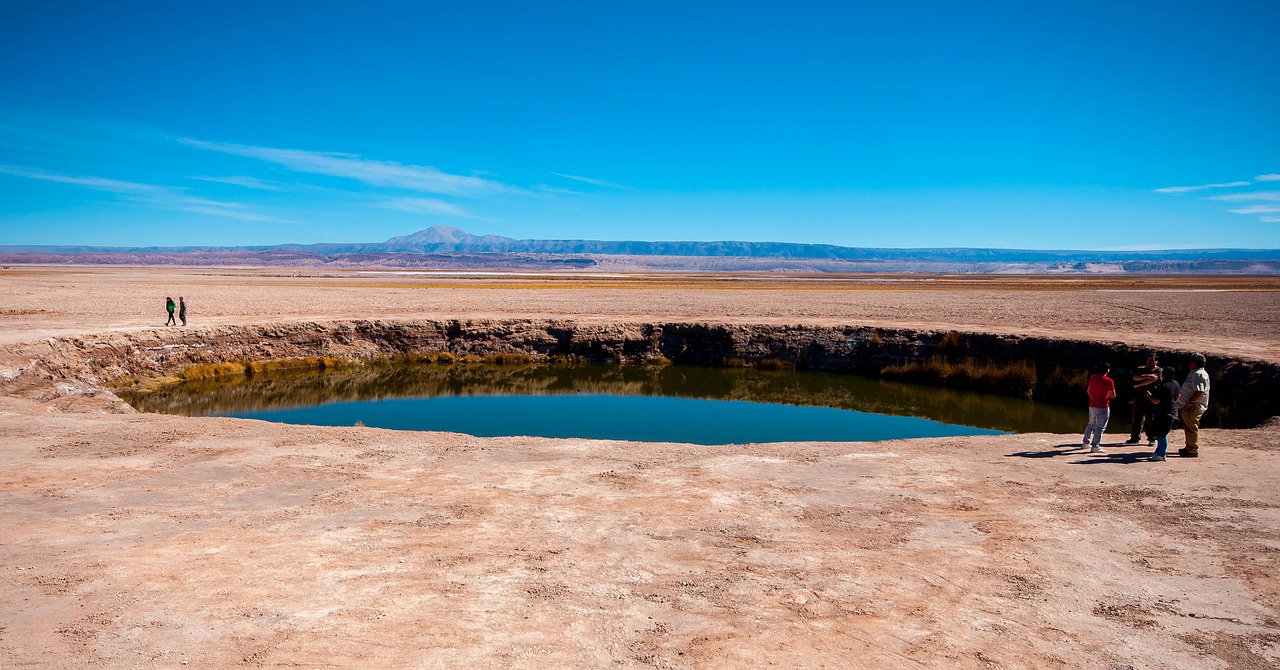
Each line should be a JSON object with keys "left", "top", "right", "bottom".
{"left": 1083, "top": 362, "right": 1116, "bottom": 453}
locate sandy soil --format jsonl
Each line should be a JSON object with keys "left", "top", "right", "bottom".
{"left": 3, "top": 266, "right": 1279, "bottom": 359}
{"left": 2, "top": 266, "right": 1279, "bottom": 668}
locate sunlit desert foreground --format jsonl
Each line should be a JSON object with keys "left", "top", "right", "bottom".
{"left": 3, "top": 266, "right": 1279, "bottom": 669}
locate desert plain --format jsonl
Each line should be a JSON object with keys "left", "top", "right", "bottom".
{"left": 2, "top": 265, "right": 1279, "bottom": 669}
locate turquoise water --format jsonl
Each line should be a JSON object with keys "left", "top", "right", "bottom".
{"left": 125, "top": 362, "right": 1086, "bottom": 445}
{"left": 228, "top": 393, "right": 1003, "bottom": 444}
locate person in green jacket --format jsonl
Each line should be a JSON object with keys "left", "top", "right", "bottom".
{"left": 165, "top": 297, "right": 176, "bottom": 326}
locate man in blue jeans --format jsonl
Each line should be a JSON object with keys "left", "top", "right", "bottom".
{"left": 1146, "top": 367, "right": 1181, "bottom": 461}
{"left": 1083, "top": 362, "right": 1115, "bottom": 453}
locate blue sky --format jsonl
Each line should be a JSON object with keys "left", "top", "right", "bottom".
{"left": 1, "top": 1, "right": 1278, "bottom": 249}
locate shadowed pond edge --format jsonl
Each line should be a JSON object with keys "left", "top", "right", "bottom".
{"left": 20, "top": 319, "right": 1277, "bottom": 428}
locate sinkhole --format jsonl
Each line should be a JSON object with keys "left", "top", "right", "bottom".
{"left": 121, "top": 361, "right": 1089, "bottom": 445}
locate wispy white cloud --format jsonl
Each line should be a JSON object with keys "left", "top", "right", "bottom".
{"left": 1227, "top": 205, "right": 1280, "bottom": 214}
{"left": 181, "top": 138, "right": 510, "bottom": 196}
{"left": 174, "top": 196, "right": 247, "bottom": 209}
{"left": 377, "top": 197, "right": 473, "bottom": 218}
{"left": 1261, "top": 216, "right": 1280, "bottom": 223}
{"left": 551, "top": 172, "right": 631, "bottom": 189}
{"left": 1154, "top": 172, "right": 1280, "bottom": 222}
{"left": 172, "top": 206, "right": 297, "bottom": 222}
{"left": 1208, "top": 191, "right": 1280, "bottom": 202}
{"left": 0, "top": 163, "right": 296, "bottom": 222}
{"left": 1152, "top": 181, "right": 1250, "bottom": 194}
{"left": 533, "top": 184, "right": 592, "bottom": 197}
{"left": 192, "top": 175, "right": 281, "bottom": 191}
{"left": 0, "top": 163, "right": 166, "bottom": 195}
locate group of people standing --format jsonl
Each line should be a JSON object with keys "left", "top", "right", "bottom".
{"left": 165, "top": 296, "right": 187, "bottom": 326}
{"left": 1083, "top": 351, "right": 1211, "bottom": 461}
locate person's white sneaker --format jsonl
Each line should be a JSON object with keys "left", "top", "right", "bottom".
{"left": 1090, "top": 446, "right": 1105, "bottom": 453}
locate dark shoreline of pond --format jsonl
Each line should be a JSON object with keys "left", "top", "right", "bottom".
{"left": 38, "top": 319, "right": 1277, "bottom": 429}
{"left": 120, "top": 361, "right": 1088, "bottom": 436}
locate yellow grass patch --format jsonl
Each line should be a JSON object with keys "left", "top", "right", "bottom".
{"left": 178, "top": 361, "right": 251, "bottom": 380}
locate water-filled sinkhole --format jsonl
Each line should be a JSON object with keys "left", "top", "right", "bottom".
{"left": 122, "top": 362, "right": 1088, "bottom": 445}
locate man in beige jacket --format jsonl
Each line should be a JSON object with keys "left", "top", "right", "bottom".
{"left": 1175, "top": 353, "right": 1211, "bottom": 458}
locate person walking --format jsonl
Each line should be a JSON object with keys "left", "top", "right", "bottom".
{"left": 1175, "top": 353, "right": 1211, "bottom": 458}
{"left": 1125, "top": 352, "right": 1161, "bottom": 446}
{"left": 1083, "top": 362, "right": 1115, "bottom": 453}
{"left": 178, "top": 296, "right": 187, "bottom": 326}
{"left": 1145, "top": 367, "right": 1182, "bottom": 461}
{"left": 165, "top": 297, "right": 176, "bottom": 326}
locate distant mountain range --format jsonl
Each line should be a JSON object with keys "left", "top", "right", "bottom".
{"left": 4, "top": 226, "right": 1280, "bottom": 274}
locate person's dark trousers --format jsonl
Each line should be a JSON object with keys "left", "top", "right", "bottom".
{"left": 1129, "top": 398, "right": 1152, "bottom": 442}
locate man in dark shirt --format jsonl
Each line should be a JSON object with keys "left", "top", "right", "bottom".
{"left": 1125, "top": 352, "right": 1160, "bottom": 445}
{"left": 1146, "top": 366, "right": 1182, "bottom": 461}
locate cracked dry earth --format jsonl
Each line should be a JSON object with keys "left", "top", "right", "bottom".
{"left": 2, "top": 266, "right": 1279, "bottom": 668}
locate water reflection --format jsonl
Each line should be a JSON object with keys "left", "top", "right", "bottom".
{"left": 123, "top": 362, "right": 1085, "bottom": 435}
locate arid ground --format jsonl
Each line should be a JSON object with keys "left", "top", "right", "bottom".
{"left": 2, "top": 266, "right": 1279, "bottom": 669}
